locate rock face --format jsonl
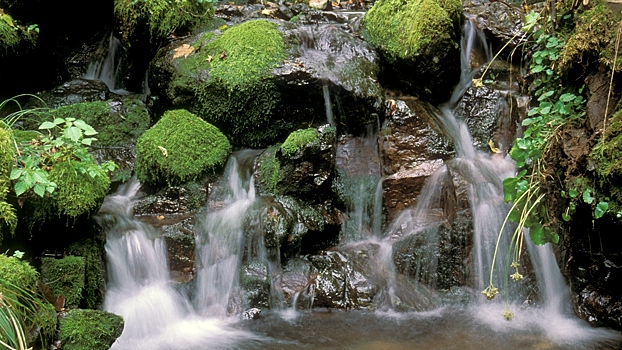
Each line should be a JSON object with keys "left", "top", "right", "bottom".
{"left": 149, "top": 19, "right": 383, "bottom": 148}
{"left": 363, "top": 0, "right": 463, "bottom": 103}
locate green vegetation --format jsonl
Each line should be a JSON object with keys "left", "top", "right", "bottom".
{"left": 0, "top": 125, "right": 17, "bottom": 241}
{"left": 281, "top": 128, "right": 318, "bottom": 156}
{"left": 135, "top": 109, "right": 231, "bottom": 185}
{"left": 0, "top": 254, "right": 54, "bottom": 349}
{"left": 30, "top": 99, "right": 150, "bottom": 147}
{"left": 40, "top": 256, "right": 86, "bottom": 309}
{"left": 363, "top": 0, "right": 460, "bottom": 62}
{"left": 59, "top": 309, "right": 124, "bottom": 350}
{"left": 114, "top": 0, "right": 214, "bottom": 41}
{"left": 68, "top": 239, "right": 106, "bottom": 309}
{"left": 8, "top": 117, "right": 116, "bottom": 223}
{"left": 0, "top": 11, "right": 39, "bottom": 55}
{"left": 171, "top": 20, "right": 287, "bottom": 147}
{"left": 257, "top": 145, "right": 281, "bottom": 195}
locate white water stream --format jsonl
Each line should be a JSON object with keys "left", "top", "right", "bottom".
{"left": 97, "top": 19, "right": 621, "bottom": 350}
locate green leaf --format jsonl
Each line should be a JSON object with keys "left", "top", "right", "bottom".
{"left": 562, "top": 212, "right": 571, "bottom": 221}
{"left": 33, "top": 184, "right": 45, "bottom": 197}
{"left": 74, "top": 119, "right": 98, "bottom": 135}
{"left": 82, "top": 138, "right": 93, "bottom": 146}
{"left": 39, "top": 121, "right": 56, "bottom": 129}
{"left": 14, "top": 181, "right": 28, "bottom": 196}
{"left": 53, "top": 118, "right": 66, "bottom": 125}
{"left": 569, "top": 188, "right": 578, "bottom": 198}
{"left": 9, "top": 168, "right": 23, "bottom": 180}
{"left": 529, "top": 222, "right": 544, "bottom": 245}
{"left": 582, "top": 188, "right": 593, "bottom": 204}
{"left": 559, "top": 93, "right": 576, "bottom": 102}
{"left": 594, "top": 201, "right": 609, "bottom": 219}
{"left": 65, "top": 126, "right": 82, "bottom": 142}
{"left": 503, "top": 177, "right": 518, "bottom": 202}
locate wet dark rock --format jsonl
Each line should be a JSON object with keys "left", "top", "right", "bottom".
{"left": 134, "top": 182, "right": 208, "bottom": 225}
{"left": 162, "top": 218, "right": 197, "bottom": 283}
{"left": 276, "top": 23, "right": 384, "bottom": 134}
{"left": 379, "top": 99, "right": 453, "bottom": 176}
{"left": 240, "top": 260, "right": 271, "bottom": 309}
{"left": 276, "top": 258, "right": 318, "bottom": 308}
{"left": 307, "top": 249, "right": 377, "bottom": 310}
{"left": 336, "top": 134, "right": 382, "bottom": 178}
{"left": 467, "top": 2, "right": 525, "bottom": 56}
{"left": 32, "top": 79, "right": 112, "bottom": 109}
{"left": 240, "top": 307, "right": 262, "bottom": 320}
{"left": 382, "top": 159, "right": 448, "bottom": 223}
{"left": 392, "top": 209, "right": 472, "bottom": 290}
{"left": 456, "top": 85, "right": 522, "bottom": 152}
{"left": 275, "top": 125, "right": 336, "bottom": 199}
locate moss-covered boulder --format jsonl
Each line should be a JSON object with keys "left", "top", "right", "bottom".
{"left": 254, "top": 125, "right": 336, "bottom": 199}
{"left": 67, "top": 239, "right": 107, "bottom": 309}
{"left": 114, "top": 0, "right": 213, "bottom": 41}
{"left": 0, "top": 254, "right": 38, "bottom": 292}
{"left": 40, "top": 256, "right": 86, "bottom": 309}
{"left": 363, "top": 0, "right": 462, "bottom": 103}
{"left": 149, "top": 19, "right": 384, "bottom": 147}
{"left": 135, "top": 109, "right": 231, "bottom": 186}
{"left": 59, "top": 309, "right": 124, "bottom": 350}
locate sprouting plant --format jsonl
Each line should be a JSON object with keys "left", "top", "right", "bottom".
{"left": 10, "top": 117, "right": 117, "bottom": 199}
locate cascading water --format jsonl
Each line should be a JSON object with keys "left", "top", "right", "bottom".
{"left": 97, "top": 17, "right": 622, "bottom": 350}
{"left": 99, "top": 161, "right": 264, "bottom": 349}
{"left": 83, "top": 33, "right": 130, "bottom": 95}
{"left": 194, "top": 151, "right": 257, "bottom": 317}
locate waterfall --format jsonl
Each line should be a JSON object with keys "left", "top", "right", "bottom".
{"left": 194, "top": 152, "right": 257, "bottom": 317}
{"left": 83, "top": 33, "right": 130, "bottom": 95}
{"left": 99, "top": 171, "right": 262, "bottom": 349}
{"left": 323, "top": 81, "right": 335, "bottom": 127}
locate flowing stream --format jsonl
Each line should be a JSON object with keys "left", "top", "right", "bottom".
{"left": 99, "top": 19, "right": 621, "bottom": 350}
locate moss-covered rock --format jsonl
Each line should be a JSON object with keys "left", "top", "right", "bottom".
{"left": 59, "top": 309, "right": 124, "bottom": 350}
{"left": 0, "top": 17, "right": 20, "bottom": 53}
{"left": 49, "top": 160, "right": 111, "bottom": 219}
{"left": 135, "top": 109, "right": 231, "bottom": 185}
{"left": 0, "top": 254, "right": 38, "bottom": 292}
{"left": 559, "top": 2, "right": 622, "bottom": 74}
{"left": 67, "top": 239, "right": 106, "bottom": 309}
{"left": 40, "top": 256, "right": 86, "bottom": 309}
{"left": 363, "top": 0, "right": 462, "bottom": 102}
{"left": 281, "top": 128, "right": 318, "bottom": 157}
{"left": 150, "top": 20, "right": 384, "bottom": 147}
{"left": 114, "top": 0, "right": 214, "bottom": 41}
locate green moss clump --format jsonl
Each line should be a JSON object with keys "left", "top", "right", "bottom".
{"left": 172, "top": 20, "right": 288, "bottom": 147}
{"left": 0, "top": 254, "right": 38, "bottom": 291}
{"left": 258, "top": 145, "right": 281, "bottom": 195}
{"left": 363, "top": 0, "right": 459, "bottom": 62}
{"left": 135, "top": 109, "right": 231, "bottom": 185}
{"left": 558, "top": 2, "right": 620, "bottom": 72}
{"left": 114, "top": 0, "right": 214, "bottom": 41}
{"left": 591, "top": 108, "right": 622, "bottom": 216}
{"left": 47, "top": 160, "right": 111, "bottom": 218}
{"left": 59, "top": 309, "right": 124, "bottom": 350}
{"left": 68, "top": 240, "right": 106, "bottom": 309}
{"left": 0, "top": 18, "right": 20, "bottom": 53}
{"left": 40, "top": 256, "right": 85, "bottom": 309}
{"left": 281, "top": 128, "right": 318, "bottom": 156}
{"left": 0, "top": 126, "right": 17, "bottom": 240}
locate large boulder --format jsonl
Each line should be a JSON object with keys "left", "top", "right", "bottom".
{"left": 58, "top": 309, "right": 124, "bottom": 350}
{"left": 149, "top": 19, "right": 383, "bottom": 147}
{"left": 363, "top": 0, "right": 462, "bottom": 103}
